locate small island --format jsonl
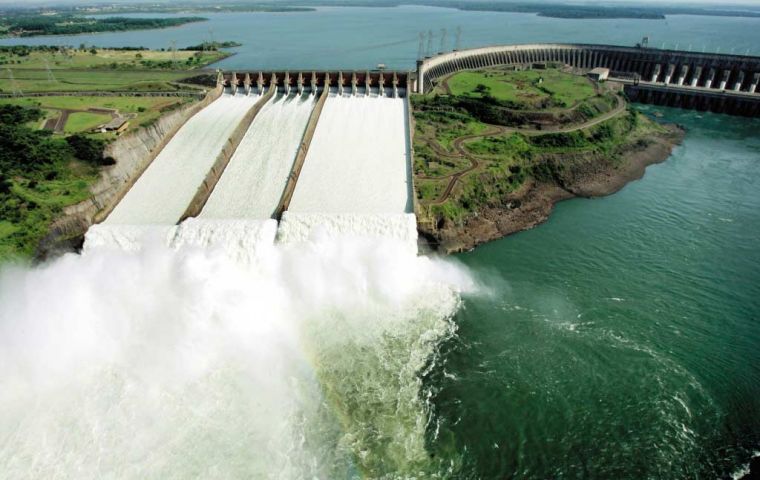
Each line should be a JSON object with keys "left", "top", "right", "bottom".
{"left": 412, "top": 65, "right": 684, "bottom": 253}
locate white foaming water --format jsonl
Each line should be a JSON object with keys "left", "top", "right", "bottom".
{"left": 172, "top": 217, "right": 278, "bottom": 262}
{"left": 84, "top": 219, "right": 278, "bottom": 263}
{"left": 83, "top": 223, "right": 178, "bottom": 252}
{"left": 201, "top": 92, "right": 316, "bottom": 219}
{"left": 287, "top": 93, "right": 413, "bottom": 214}
{"left": 106, "top": 93, "right": 262, "bottom": 225}
{"left": 278, "top": 211, "right": 419, "bottom": 254}
{"left": 0, "top": 232, "right": 474, "bottom": 478}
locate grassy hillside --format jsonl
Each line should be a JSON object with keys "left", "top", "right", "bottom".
{"left": 413, "top": 67, "right": 667, "bottom": 228}
{"left": 446, "top": 68, "right": 597, "bottom": 109}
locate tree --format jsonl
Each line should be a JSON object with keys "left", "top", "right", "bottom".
{"left": 89, "top": 48, "right": 97, "bottom": 55}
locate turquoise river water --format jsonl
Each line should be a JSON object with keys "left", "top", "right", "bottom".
{"left": 1, "top": 6, "right": 759, "bottom": 479}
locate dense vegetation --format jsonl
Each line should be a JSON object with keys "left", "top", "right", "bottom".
{"left": 414, "top": 90, "right": 615, "bottom": 129}
{"left": 1, "top": 15, "right": 206, "bottom": 37}
{"left": 0, "top": 105, "right": 107, "bottom": 259}
{"left": 181, "top": 41, "right": 243, "bottom": 51}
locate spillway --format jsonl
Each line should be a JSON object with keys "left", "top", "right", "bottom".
{"left": 287, "top": 93, "right": 412, "bottom": 215}
{"left": 104, "top": 93, "right": 261, "bottom": 225}
{"left": 201, "top": 93, "right": 316, "bottom": 219}
{"left": 280, "top": 92, "right": 417, "bottom": 250}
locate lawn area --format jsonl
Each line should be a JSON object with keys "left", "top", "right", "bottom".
{"left": 446, "top": 68, "right": 597, "bottom": 109}
{"left": 0, "top": 46, "right": 225, "bottom": 93}
{"left": 64, "top": 112, "right": 111, "bottom": 133}
{"left": 0, "top": 95, "right": 194, "bottom": 134}
{"left": 0, "top": 48, "right": 225, "bottom": 70}
{"left": 0, "top": 68, "right": 197, "bottom": 93}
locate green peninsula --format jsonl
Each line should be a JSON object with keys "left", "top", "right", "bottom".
{"left": 412, "top": 66, "right": 684, "bottom": 252}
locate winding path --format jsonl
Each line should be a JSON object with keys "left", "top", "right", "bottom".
{"left": 418, "top": 93, "right": 626, "bottom": 205}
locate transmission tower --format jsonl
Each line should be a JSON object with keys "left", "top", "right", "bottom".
{"left": 44, "top": 59, "right": 57, "bottom": 83}
{"left": 418, "top": 32, "right": 425, "bottom": 59}
{"left": 455, "top": 26, "right": 462, "bottom": 50}
{"left": 439, "top": 28, "right": 448, "bottom": 53}
{"left": 426, "top": 30, "right": 433, "bottom": 57}
{"left": 170, "top": 40, "right": 178, "bottom": 69}
{"left": 6, "top": 68, "right": 22, "bottom": 97}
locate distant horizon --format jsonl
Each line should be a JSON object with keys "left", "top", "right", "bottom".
{"left": 2, "top": 0, "right": 760, "bottom": 7}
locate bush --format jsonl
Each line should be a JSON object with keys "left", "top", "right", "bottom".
{"left": 66, "top": 134, "right": 114, "bottom": 166}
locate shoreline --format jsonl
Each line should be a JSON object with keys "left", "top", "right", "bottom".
{"left": 417, "top": 124, "right": 686, "bottom": 254}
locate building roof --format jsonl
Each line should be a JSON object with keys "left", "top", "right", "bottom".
{"left": 102, "top": 117, "right": 128, "bottom": 130}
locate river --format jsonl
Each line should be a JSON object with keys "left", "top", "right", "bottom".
{"left": 1, "top": 5, "right": 759, "bottom": 478}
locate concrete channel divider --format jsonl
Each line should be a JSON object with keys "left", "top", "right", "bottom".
{"left": 273, "top": 84, "right": 330, "bottom": 219}
{"left": 179, "top": 80, "right": 278, "bottom": 222}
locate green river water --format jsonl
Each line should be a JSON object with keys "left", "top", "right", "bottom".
{"left": 431, "top": 108, "right": 760, "bottom": 478}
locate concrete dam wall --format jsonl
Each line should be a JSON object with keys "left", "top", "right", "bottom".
{"left": 86, "top": 69, "right": 417, "bottom": 253}
{"left": 417, "top": 44, "right": 760, "bottom": 116}
{"left": 222, "top": 70, "right": 410, "bottom": 98}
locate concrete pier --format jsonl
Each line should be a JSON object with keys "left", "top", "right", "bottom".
{"left": 222, "top": 70, "right": 410, "bottom": 97}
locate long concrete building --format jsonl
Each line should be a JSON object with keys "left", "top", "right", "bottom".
{"left": 417, "top": 43, "right": 760, "bottom": 115}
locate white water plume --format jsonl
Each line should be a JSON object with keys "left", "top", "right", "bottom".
{"left": 0, "top": 232, "right": 475, "bottom": 478}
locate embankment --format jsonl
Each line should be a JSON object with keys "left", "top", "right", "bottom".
{"left": 35, "top": 85, "right": 224, "bottom": 259}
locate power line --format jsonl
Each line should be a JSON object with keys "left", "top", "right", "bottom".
{"left": 439, "top": 28, "right": 447, "bottom": 53}
{"left": 6, "top": 68, "right": 22, "bottom": 97}
{"left": 170, "top": 40, "right": 177, "bottom": 69}
{"left": 418, "top": 32, "right": 425, "bottom": 59}
{"left": 426, "top": 30, "right": 433, "bottom": 57}
{"left": 455, "top": 26, "right": 462, "bottom": 50}
{"left": 44, "top": 59, "right": 57, "bottom": 83}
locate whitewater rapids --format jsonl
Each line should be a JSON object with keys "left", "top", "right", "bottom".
{"left": 0, "top": 231, "right": 475, "bottom": 478}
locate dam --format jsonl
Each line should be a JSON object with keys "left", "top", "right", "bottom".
{"left": 84, "top": 43, "right": 759, "bottom": 253}
{"left": 86, "top": 69, "right": 416, "bottom": 253}
{"left": 417, "top": 44, "right": 760, "bottom": 116}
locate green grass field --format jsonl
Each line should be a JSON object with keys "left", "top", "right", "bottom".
{"left": 0, "top": 49, "right": 225, "bottom": 70}
{"left": 1, "top": 96, "right": 193, "bottom": 134}
{"left": 0, "top": 68, "right": 197, "bottom": 93}
{"left": 0, "top": 46, "right": 223, "bottom": 93}
{"left": 446, "top": 68, "right": 597, "bottom": 109}
{"left": 64, "top": 112, "right": 111, "bottom": 133}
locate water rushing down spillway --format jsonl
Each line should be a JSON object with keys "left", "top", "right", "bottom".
{"left": 201, "top": 93, "right": 316, "bottom": 219}
{"left": 279, "top": 91, "right": 417, "bottom": 248}
{"left": 105, "top": 93, "right": 261, "bottom": 225}
{"left": 288, "top": 91, "right": 413, "bottom": 215}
